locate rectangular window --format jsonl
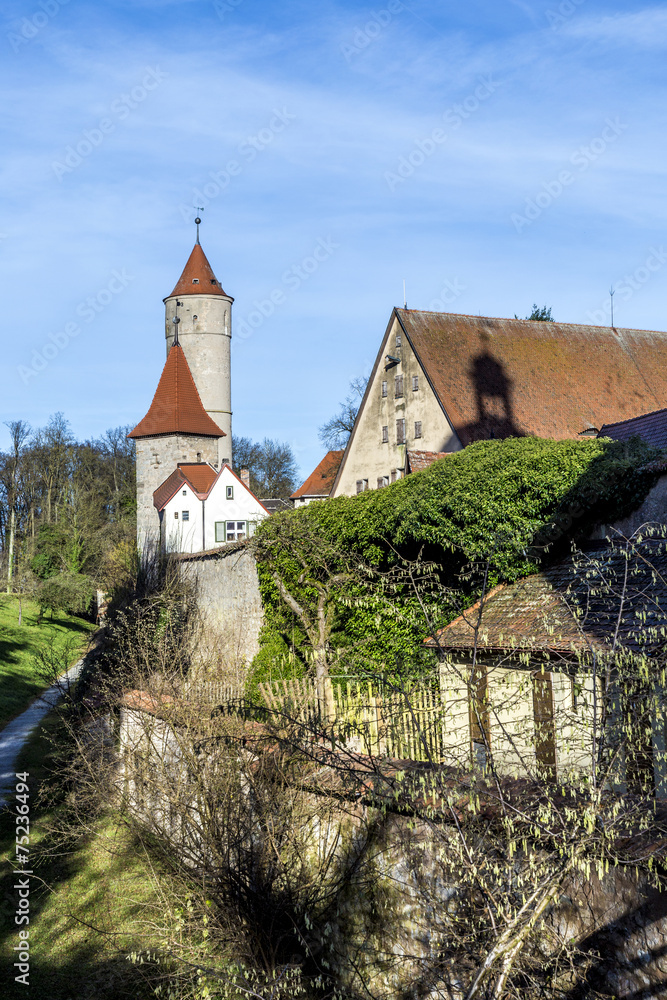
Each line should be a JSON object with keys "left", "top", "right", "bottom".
{"left": 226, "top": 485, "right": 234, "bottom": 500}
{"left": 396, "top": 334, "right": 402, "bottom": 348}
{"left": 226, "top": 520, "right": 246, "bottom": 541}
{"left": 396, "top": 418, "right": 405, "bottom": 444}
{"left": 215, "top": 521, "right": 225, "bottom": 542}
{"left": 390, "top": 469, "right": 397, "bottom": 483}
{"left": 182, "top": 510, "right": 190, "bottom": 521}
{"left": 381, "top": 380, "right": 387, "bottom": 397}
{"left": 382, "top": 425, "right": 388, "bottom": 443}
{"left": 414, "top": 420, "right": 422, "bottom": 439}
{"left": 182, "top": 489, "right": 187, "bottom": 495}
{"left": 174, "top": 511, "right": 179, "bottom": 519}
{"left": 377, "top": 476, "right": 389, "bottom": 488}
{"left": 412, "top": 375, "right": 419, "bottom": 391}
{"left": 395, "top": 375, "right": 403, "bottom": 398}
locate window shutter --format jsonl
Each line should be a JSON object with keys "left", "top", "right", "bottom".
{"left": 414, "top": 420, "right": 422, "bottom": 439}
{"left": 356, "top": 480, "right": 363, "bottom": 494}
{"left": 382, "top": 425, "right": 388, "bottom": 443}
{"left": 395, "top": 375, "right": 403, "bottom": 398}
{"left": 412, "top": 375, "right": 419, "bottom": 391}
{"left": 396, "top": 418, "right": 405, "bottom": 444}
{"left": 381, "top": 380, "right": 387, "bottom": 397}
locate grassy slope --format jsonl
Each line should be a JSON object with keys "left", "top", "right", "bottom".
{"left": 0, "top": 595, "right": 95, "bottom": 729}
{"left": 0, "top": 712, "right": 164, "bottom": 999}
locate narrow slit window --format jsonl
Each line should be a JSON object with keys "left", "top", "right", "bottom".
{"left": 382, "top": 425, "right": 389, "bottom": 443}
{"left": 414, "top": 420, "right": 422, "bottom": 439}
{"left": 226, "top": 485, "right": 234, "bottom": 500}
{"left": 412, "top": 375, "right": 419, "bottom": 391}
{"left": 381, "top": 380, "right": 387, "bottom": 397}
{"left": 174, "top": 511, "right": 179, "bottom": 519}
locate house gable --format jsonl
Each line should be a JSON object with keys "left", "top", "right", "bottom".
{"left": 332, "top": 310, "right": 461, "bottom": 497}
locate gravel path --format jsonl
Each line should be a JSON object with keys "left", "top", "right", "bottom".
{"left": 0, "top": 658, "right": 84, "bottom": 806}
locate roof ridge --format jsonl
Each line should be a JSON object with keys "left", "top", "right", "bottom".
{"left": 397, "top": 307, "right": 667, "bottom": 337}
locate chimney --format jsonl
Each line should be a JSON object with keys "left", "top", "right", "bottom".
{"left": 240, "top": 468, "right": 250, "bottom": 488}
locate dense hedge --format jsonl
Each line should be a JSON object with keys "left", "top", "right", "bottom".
{"left": 251, "top": 436, "right": 660, "bottom": 680}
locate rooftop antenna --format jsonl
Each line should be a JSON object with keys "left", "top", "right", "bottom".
{"left": 194, "top": 209, "right": 204, "bottom": 245}
{"left": 403, "top": 279, "right": 407, "bottom": 309}
{"left": 610, "top": 285, "right": 615, "bottom": 328}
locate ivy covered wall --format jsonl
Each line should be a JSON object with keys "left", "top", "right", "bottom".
{"left": 250, "top": 437, "right": 660, "bottom": 684}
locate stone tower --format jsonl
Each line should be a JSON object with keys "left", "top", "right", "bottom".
{"left": 163, "top": 230, "right": 233, "bottom": 466}
{"left": 128, "top": 343, "right": 225, "bottom": 552}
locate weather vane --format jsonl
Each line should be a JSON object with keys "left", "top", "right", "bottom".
{"left": 194, "top": 208, "right": 204, "bottom": 244}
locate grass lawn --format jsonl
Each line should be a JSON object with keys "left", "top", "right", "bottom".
{"left": 0, "top": 711, "right": 169, "bottom": 999}
{"left": 0, "top": 594, "right": 95, "bottom": 730}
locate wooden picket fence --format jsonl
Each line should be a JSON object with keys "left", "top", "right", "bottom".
{"left": 258, "top": 676, "right": 456, "bottom": 762}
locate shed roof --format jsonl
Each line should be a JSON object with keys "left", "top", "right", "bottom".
{"left": 427, "top": 544, "right": 667, "bottom": 659}
{"left": 291, "top": 450, "right": 344, "bottom": 499}
{"left": 599, "top": 407, "right": 667, "bottom": 450}
{"left": 165, "top": 243, "right": 230, "bottom": 299}
{"left": 397, "top": 310, "right": 667, "bottom": 445}
{"left": 128, "top": 344, "right": 225, "bottom": 439}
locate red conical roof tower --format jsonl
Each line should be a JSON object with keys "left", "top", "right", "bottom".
{"left": 165, "top": 243, "right": 229, "bottom": 299}
{"left": 128, "top": 343, "right": 225, "bottom": 439}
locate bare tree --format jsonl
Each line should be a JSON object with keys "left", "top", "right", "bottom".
{"left": 318, "top": 375, "right": 368, "bottom": 450}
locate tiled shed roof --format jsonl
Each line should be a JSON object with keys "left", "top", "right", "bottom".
{"left": 291, "top": 450, "right": 344, "bottom": 499}
{"left": 166, "top": 243, "right": 229, "bottom": 299}
{"left": 128, "top": 344, "right": 225, "bottom": 439}
{"left": 599, "top": 407, "right": 667, "bottom": 450}
{"left": 397, "top": 310, "right": 667, "bottom": 445}
{"left": 407, "top": 450, "right": 452, "bottom": 473}
{"left": 427, "top": 545, "right": 667, "bottom": 658}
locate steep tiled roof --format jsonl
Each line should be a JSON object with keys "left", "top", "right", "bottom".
{"left": 153, "top": 463, "right": 218, "bottom": 510}
{"left": 177, "top": 462, "right": 218, "bottom": 495}
{"left": 166, "top": 243, "right": 229, "bottom": 299}
{"left": 128, "top": 344, "right": 225, "bottom": 439}
{"left": 599, "top": 407, "right": 667, "bottom": 450}
{"left": 291, "top": 450, "right": 344, "bottom": 499}
{"left": 397, "top": 310, "right": 667, "bottom": 445}
{"left": 427, "top": 545, "right": 667, "bottom": 658}
{"left": 407, "top": 450, "right": 452, "bottom": 473}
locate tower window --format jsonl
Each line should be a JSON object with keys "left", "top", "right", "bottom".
{"left": 182, "top": 510, "right": 190, "bottom": 521}
{"left": 395, "top": 375, "right": 403, "bottom": 398}
{"left": 226, "top": 485, "right": 234, "bottom": 500}
{"left": 381, "top": 380, "right": 387, "bottom": 397}
{"left": 412, "top": 375, "right": 419, "bottom": 391}
{"left": 396, "top": 418, "right": 406, "bottom": 444}
{"left": 192, "top": 278, "right": 199, "bottom": 284}
{"left": 211, "top": 279, "right": 217, "bottom": 285}
{"left": 382, "top": 425, "right": 388, "bottom": 443}
{"left": 415, "top": 420, "right": 422, "bottom": 439}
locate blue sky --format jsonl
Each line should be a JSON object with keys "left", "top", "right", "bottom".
{"left": 2, "top": 0, "right": 667, "bottom": 480}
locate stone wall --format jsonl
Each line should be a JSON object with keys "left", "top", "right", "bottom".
{"left": 179, "top": 541, "right": 263, "bottom": 677}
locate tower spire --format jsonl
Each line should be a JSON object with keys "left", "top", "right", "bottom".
{"left": 194, "top": 209, "right": 204, "bottom": 245}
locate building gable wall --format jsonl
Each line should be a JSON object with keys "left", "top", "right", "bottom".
{"left": 333, "top": 313, "right": 461, "bottom": 497}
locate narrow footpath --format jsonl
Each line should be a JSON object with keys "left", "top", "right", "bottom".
{"left": 0, "top": 658, "right": 84, "bottom": 806}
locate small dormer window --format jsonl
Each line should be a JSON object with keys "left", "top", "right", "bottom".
{"left": 192, "top": 278, "right": 199, "bottom": 284}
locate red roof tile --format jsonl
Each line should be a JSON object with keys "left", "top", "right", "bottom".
{"left": 128, "top": 344, "right": 225, "bottom": 439}
{"left": 407, "top": 450, "right": 452, "bottom": 473}
{"left": 166, "top": 243, "right": 229, "bottom": 299}
{"left": 397, "top": 310, "right": 667, "bottom": 445}
{"left": 291, "top": 450, "right": 344, "bottom": 499}
{"left": 177, "top": 462, "right": 218, "bottom": 495}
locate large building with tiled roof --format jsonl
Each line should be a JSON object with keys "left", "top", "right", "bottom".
{"left": 129, "top": 222, "right": 234, "bottom": 551}
{"left": 332, "top": 308, "right": 667, "bottom": 497}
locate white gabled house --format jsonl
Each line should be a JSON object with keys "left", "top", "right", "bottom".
{"left": 154, "top": 462, "right": 270, "bottom": 554}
